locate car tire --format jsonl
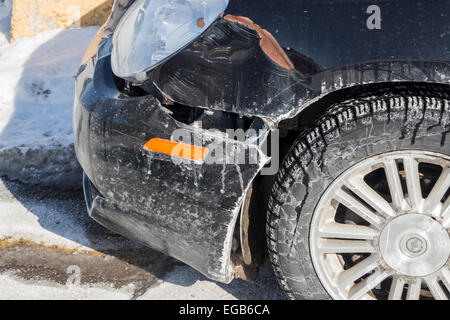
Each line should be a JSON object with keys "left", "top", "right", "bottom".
{"left": 267, "top": 87, "right": 450, "bottom": 300}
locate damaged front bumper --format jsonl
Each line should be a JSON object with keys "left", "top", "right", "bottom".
{"left": 73, "top": 39, "right": 271, "bottom": 283}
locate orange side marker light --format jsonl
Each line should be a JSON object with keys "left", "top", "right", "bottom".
{"left": 143, "top": 138, "right": 208, "bottom": 161}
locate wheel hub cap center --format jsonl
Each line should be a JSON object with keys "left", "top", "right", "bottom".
{"left": 402, "top": 234, "right": 427, "bottom": 257}
{"left": 379, "top": 214, "right": 449, "bottom": 277}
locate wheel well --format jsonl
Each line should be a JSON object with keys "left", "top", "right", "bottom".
{"left": 279, "top": 81, "right": 450, "bottom": 132}
{"left": 236, "top": 81, "right": 450, "bottom": 278}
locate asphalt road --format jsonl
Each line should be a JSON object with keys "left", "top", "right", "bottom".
{"left": 0, "top": 177, "right": 286, "bottom": 300}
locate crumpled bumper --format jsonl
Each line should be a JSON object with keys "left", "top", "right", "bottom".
{"left": 73, "top": 40, "right": 270, "bottom": 283}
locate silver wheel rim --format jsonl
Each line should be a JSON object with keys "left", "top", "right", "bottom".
{"left": 310, "top": 151, "right": 450, "bottom": 300}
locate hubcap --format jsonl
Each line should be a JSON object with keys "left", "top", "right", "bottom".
{"left": 310, "top": 151, "right": 450, "bottom": 300}
{"left": 379, "top": 214, "right": 449, "bottom": 277}
{"left": 402, "top": 235, "right": 427, "bottom": 257}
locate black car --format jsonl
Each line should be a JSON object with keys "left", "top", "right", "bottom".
{"left": 74, "top": 0, "right": 450, "bottom": 300}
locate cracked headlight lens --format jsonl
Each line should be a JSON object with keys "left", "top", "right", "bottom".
{"left": 111, "top": 0, "right": 229, "bottom": 83}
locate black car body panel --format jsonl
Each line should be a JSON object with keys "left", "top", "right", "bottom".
{"left": 74, "top": 0, "right": 450, "bottom": 282}
{"left": 148, "top": 0, "right": 450, "bottom": 121}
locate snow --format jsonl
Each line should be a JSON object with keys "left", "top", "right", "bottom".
{"left": 0, "top": 264, "right": 285, "bottom": 300}
{"left": 0, "top": 8, "right": 99, "bottom": 187}
{"left": 0, "top": 272, "right": 136, "bottom": 300}
{"left": 137, "top": 264, "right": 285, "bottom": 300}
{"left": 0, "top": 179, "right": 136, "bottom": 251}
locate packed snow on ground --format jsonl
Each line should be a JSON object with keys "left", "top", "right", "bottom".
{"left": 0, "top": 11, "right": 99, "bottom": 187}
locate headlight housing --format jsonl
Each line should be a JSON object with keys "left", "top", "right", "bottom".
{"left": 111, "top": 0, "right": 229, "bottom": 83}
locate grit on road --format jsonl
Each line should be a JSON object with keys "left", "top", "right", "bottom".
{"left": 0, "top": 178, "right": 286, "bottom": 300}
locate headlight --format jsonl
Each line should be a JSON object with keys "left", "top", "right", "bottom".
{"left": 111, "top": 0, "right": 229, "bottom": 83}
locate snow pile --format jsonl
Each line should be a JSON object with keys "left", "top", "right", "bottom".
{"left": 0, "top": 19, "right": 99, "bottom": 187}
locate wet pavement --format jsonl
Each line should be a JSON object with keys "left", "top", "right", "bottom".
{"left": 0, "top": 178, "right": 286, "bottom": 300}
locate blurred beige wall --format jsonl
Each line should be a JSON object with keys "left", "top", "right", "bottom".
{"left": 11, "top": 0, "right": 114, "bottom": 41}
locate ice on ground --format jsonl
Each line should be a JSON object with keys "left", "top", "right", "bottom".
{"left": 0, "top": 22, "right": 99, "bottom": 187}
